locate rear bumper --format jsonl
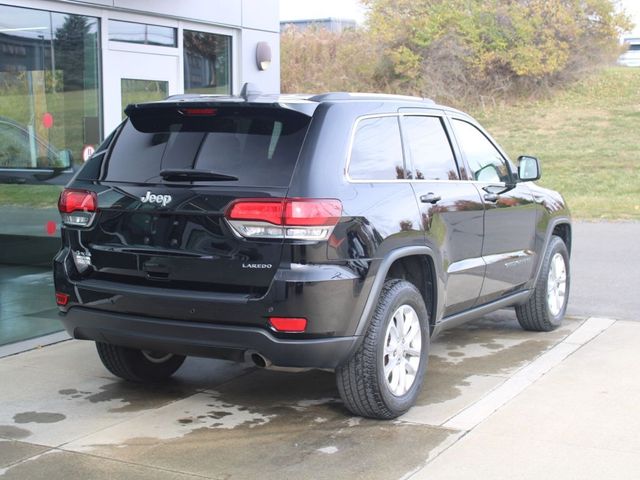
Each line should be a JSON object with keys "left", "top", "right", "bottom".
{"left": 60, "top": 307, "right": 359, "bottom": 369}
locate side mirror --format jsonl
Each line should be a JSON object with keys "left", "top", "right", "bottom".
{"left": 57, "top": 149, "right": 73, "bottom": 169}
{"left": 518, "top": 155, "right": 541, "bottom": 182}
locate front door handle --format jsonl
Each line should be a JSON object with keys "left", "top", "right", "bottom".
{"left": 483, "top": 193, "right": 499, "bottom": 202}
{"left": 420, "top": 193, "right": 442, "bottom": 204}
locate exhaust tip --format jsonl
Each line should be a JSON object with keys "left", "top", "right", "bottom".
{"left": 250, "top": 353, "right": 269, "bottom": 368}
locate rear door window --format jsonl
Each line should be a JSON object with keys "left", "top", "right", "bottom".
{"left": 348, "top": 116, "right": 406, "bottom": 181}
{"left": 402, "top": 115, "right": 459, "bottom": 180}
{"left": 104, "top": 107, "right": 311, "bottom": 187}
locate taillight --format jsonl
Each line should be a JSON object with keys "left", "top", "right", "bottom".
{"left": 58, "top": 189, "right": 97, "bottom": 227}
{"left": 226, "top": 198, "right": 341, "bottom": 240}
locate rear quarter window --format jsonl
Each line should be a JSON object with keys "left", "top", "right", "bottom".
{"left": 104, "top": 107, "right": 311, "bottom": 187}
{"left": 348, "top": 116, "right": 406, "bottom": 181}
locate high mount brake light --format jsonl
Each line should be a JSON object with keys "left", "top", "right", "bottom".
{"left": 179, "top": 108, "right": 218, "bottom": 116}
{"left": 226, "top": 199, "right": 342, "bottom": 240}
{"left": 58, "top": 189, "right": 97, "bottom": 227}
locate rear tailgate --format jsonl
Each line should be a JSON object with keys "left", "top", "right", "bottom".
{"left": 75, "top": 103, "right": 312, "bottom": 298}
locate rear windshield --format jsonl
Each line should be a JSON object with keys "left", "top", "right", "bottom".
{"left": 104, "top": 106, "right": 311, "bottom": 187}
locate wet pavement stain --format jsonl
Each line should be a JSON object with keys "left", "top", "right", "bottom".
{"left": 0, "top": 425, "right": 31, "bottom": 439}
{"left": 413, "top": 315, "right": 581, "bottom": 408}
{"left": 72, "top": 378, "right": 458, "bottom": 480}
{"left": 13, "top": 412, "right": 66, "bottom": 424}
{"left": 57, "top": 381, "right": 196, "bottom": 413}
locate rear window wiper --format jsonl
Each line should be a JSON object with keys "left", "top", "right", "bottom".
{"left": 160, "top": 169, "right": 238, "bottom": 182}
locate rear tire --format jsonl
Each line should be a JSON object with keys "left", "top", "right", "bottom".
{"left": 516, "top": 235, "right": 570, "bottom": 332}
{"left": 96, "top": 342, "right": 185, "bottom": 382}
{"left": 336, "top": 279, "right": 430, "bottom": 419}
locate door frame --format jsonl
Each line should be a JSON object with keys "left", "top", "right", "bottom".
{"left": 102, "top": 44, "right": 180, "bottom": 134}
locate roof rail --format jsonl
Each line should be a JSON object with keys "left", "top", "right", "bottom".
{"left": 165, "top": 93, "right": 214, "bottom": 101}
{"left": 308, "top": 92, "right": 434, "bottom": 103}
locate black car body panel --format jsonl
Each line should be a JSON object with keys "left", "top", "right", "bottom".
{"left": 54, "top": 92, "right": 571, "bottom": 368}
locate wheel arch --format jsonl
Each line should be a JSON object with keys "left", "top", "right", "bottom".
{"left": 531, "top": 217, "right": 572, "bottom": 287}
{"left": 354, "top": 247, "right": 443, "bottom": 337}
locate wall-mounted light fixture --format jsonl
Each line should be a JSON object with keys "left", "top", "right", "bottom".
{"left": 256, "top": 41, "right": 272, "bottom": 71}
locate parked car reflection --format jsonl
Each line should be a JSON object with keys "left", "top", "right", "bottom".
{"left": 0, "top": 117, "right": 75, "bottom": 266}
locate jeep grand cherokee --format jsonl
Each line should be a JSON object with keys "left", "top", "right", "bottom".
{"left": 54, "top": 87, "right": 571, "bottom": 419}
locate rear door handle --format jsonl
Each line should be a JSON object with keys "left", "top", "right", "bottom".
{"left": 420, "top": 193, "right": 441, "bottom": 204}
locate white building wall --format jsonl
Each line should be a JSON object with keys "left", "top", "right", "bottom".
{"left": 14, "top": 0, "right": 281, "bottom": 92}
{"left": 240, "top": 29, "right": 280, "bottom": 94}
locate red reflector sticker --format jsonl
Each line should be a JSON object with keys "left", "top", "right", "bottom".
{"left": 46, "top": 220, "right": 57, "bottom": 236}
{"left": 55, "top": 292, "right": 70, "bottom": 306}
{"left": 269, "top": 317, "right": 307, "bottom": 332}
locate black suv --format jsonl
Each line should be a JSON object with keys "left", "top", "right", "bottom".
{"left": 54, "top": 88, "right": 571, "bottom": 419}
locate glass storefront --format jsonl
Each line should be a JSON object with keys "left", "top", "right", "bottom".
{"left": 184, "top": 29, "right": 231, "bottom": 94}
{"left": 108, "top": 19, "right": 177, "bottom": 47}
{"left": 0, "top": 4, "right": 101, "bottom": 346}
{"left": 0, "top": 5, "right": 235, "bottom": 348}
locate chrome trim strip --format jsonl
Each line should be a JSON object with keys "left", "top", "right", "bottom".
{"left": 447, "top": 257, "right": 485, "bottom": 274}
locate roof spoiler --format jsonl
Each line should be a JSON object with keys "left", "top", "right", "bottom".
{"left": 240, "top": 82, "right": 262, "bottom": 101}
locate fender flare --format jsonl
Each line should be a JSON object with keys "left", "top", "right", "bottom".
{"left": 353, "top": 246, "right": 443, "bottom": 337}
{"left": 531, "top": 216, "right": 572, "bottom": 288}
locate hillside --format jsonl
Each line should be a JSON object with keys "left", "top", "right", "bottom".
{"left": 474, "top": 67, "right": 640, "bottom": 220}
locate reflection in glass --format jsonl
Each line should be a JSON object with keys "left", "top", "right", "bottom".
{"left": 450, "top": 120, "right": 511, "bottom": 182}
{"left": 120, "top": 79, "right": 168, "bottom": 119}
{"left": 0, "top": 5, "right": 101, "bottom": 168}
{"left": 402, "top": 116, "right": 460, "bottom": 180}
{"left": 108, "top": 20, "right": 176, "bottom": 47}
{"left": 183, "top": 30, "right": 231, "bottom": 94}
{"left": 349, "top": 117, "right": 405, "bottom": 181}
{"left": 0, "top": 4, "right": 101, "bottom": 346}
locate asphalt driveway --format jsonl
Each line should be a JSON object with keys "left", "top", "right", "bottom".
{"left": 567, "top": 222, "right": 640, "bottom": 320}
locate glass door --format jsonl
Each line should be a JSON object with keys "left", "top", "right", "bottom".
{"left": 103, "top": 48, "right": 179, "bottom": 135}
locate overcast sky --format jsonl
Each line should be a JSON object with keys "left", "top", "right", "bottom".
{"left": 280, "top": 0, "right": 640, "bottom": 36}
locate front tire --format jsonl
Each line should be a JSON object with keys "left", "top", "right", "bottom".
{"left": 516, "top": 235, "right": 570, "bottom": 331}
{"left": 336, "top": 279, "right": 430, "bottom": 419}
{"left": 96, "top": 342, "right": 185, "bottom": 382}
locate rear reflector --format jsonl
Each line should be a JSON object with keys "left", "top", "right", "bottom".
{"left": 55, "top": 292, "right": 70, "bottom": 306}
{"left": 226, "top": 198, "right": 341, "bottom": 240}
{"left": 269, "top": 317, "right": 307, "bottom": 333}
{"left": 58, "top": 189, "right": 97, "bottom": 227}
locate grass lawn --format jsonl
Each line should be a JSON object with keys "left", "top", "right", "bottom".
{"left": 0, "top": 185, "right": 63, "bottom": 208}
{"left": 474, "top": 67, "right": 640, "bottom": 220}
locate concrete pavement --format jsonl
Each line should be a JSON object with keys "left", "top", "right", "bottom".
{"left": 413, "top": 318, "right": 640, "bottom": 479}
{"left": 2, "top": 313, "right": 638, "bottom": 479}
